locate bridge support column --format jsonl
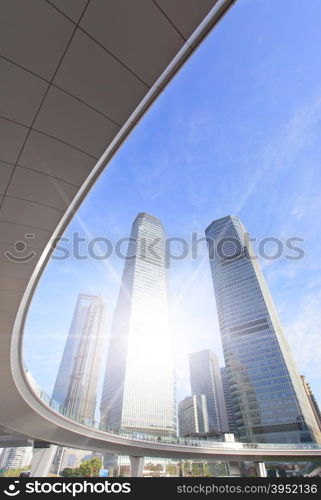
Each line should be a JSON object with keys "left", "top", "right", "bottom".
{"left": 226, "top": 461, "right": 242, "bottom": 476}
{"left": 130, "top": 456, "right": 144, "bottom": 477}
{"left": 223, "top": 433, "right": 242, "bottom": 476}
{"left": 30, "top": 441, "right": 57, "bottom": 477}
{"left": 254, "top": 462, "right": 267, "bottom": 477}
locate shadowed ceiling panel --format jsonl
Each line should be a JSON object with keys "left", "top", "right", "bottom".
{"left": 0, "top": 0, "right": 235, "bottom": 448}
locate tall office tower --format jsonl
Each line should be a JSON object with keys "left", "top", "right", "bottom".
{"left": 52, "top": 294, "right": 106, "bottom": 421}
{"left": 221, "top": 367, "right": 237, "bottom": 435}
{"left": 301, "top": 376, "right": 321, "bottom": 432}
{"left": 100, "top": 212, "right": 176, "bottom": 436}
{"left": 205, "top": 215, "right": 321, "bottom": 443}
{"left": 189, "top": 350, "right": 229, "bottom": 433}
{"left": 178, "top": 395, "right": 209, "bottom": 437}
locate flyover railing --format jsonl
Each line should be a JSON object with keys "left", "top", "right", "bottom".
{"left": 25, "top": 369, "right": 321, "bottom": 452}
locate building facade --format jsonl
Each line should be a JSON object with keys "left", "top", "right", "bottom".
{"left": 52, "top": 294, "right": 106, "bottom": 422}
{"left": 100, "top": 213, "right": 176, "bottom": 436}
{"left": 189, "top": 350, "right": 229, "bottom": 433}
{"left": 178, "top": 394, "right": 209, "bottom": 437}
{"left": 0, "top": 447, "right": 32, "bottom": 470}
{"left": 301, "top": 376, "right": 321, "bottom": 432}
{"left": 221, "top": 367, "right": 237, "bottom": 435}
{"left": 205, "top": 215, "right": 321, "bottom": 443}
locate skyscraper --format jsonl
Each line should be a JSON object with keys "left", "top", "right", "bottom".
{"left": 178, "top": 395, "right": 209, "bottom": 437}
{"left": 52, "top": 294, "right": 106, "bottom": 421}
{"left": 101, "top": 213, "right": 176, "bottom": 435}
{"left": 189, "top": 350, "right": 229, "bottom": 433}
{"left": 0, "top": 447, "right": 32, "bottom": 471}
{"left": 100, "top": 212, "right": 176, "bottom": 436}
{"left": 301, "top": 376, "right": 321, "bottom": 432}
{"left": 205, "top": 215, "right": 321, "bottom": 443}
{"left": 221, "top": 367, "right": 237, "bottom": 435}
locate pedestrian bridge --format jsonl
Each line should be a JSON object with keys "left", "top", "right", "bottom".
{"left": 1, "top": 0, "right": 321, "bottom": 477}
{"left": 0, "top": 0, "right": 235, "bottom": 454}
{"left": 12, "top": 370, "right": 321, "bottom": 466}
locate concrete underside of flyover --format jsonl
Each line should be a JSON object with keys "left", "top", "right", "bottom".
{"left": 0, "top": 0, "right": 236, "bottom": 454}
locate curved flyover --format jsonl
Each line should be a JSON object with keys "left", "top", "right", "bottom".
{"left": 0, "top": 0, "right": 236, "bottom": 453}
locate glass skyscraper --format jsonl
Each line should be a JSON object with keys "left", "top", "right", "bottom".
{"left": 178, "top": 394, "right": 209, "bottom": 437}
{"left": 52, "top": 294, "right": 106, "bottom": 421}
{"left": 100, "top": 212, "right": 176, "bottom": 436}
{"left": 301, "top": 375, "right": 321, "bottom": 433}
{"left": 221, "top": 367, "right": 237, "bottom": 435}
{"left": 205, "top": 215, "right": 321, "bottom": 444}
{"left": 189, "top": 350, "right": 229, "bottom": 433}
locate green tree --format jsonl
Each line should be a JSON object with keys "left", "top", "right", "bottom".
{"left": 5, "top": 466, "right": 30, "bottom": 478}
{"left": 166, "top": 463, "right": 178, "bottom": 476}
{"left": 61, "top": 467, "right": 80, "bottom": 477}
{"left": 145, "top": 463, "right": 163, "bottom": 472}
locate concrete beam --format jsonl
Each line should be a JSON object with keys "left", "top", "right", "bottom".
{"left": 30, "top": 443, "right": 57, "bottom": 477}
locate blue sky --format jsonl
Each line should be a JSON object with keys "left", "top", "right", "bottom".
{"left": 24, "top": 0, "right": 321, "bottom": 411}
